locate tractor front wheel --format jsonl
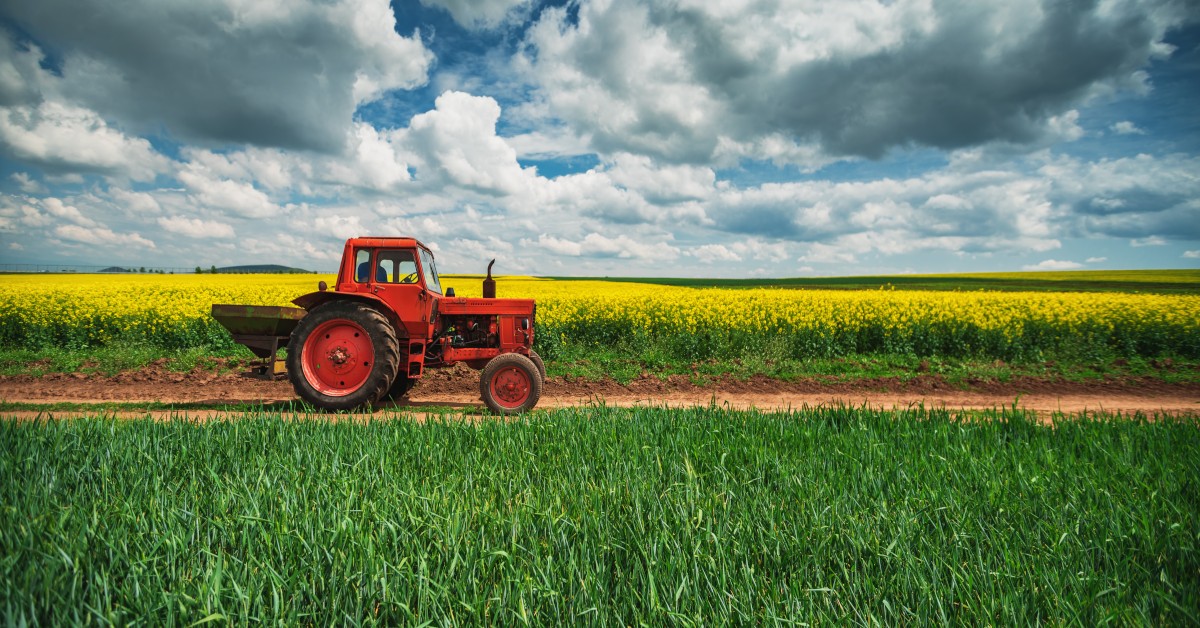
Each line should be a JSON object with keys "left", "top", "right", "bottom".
{"left": 287, "top": 301, "right": 400, "bottom": 411}
{"left": 480, "top": 353, "right": 542, "bottom": 414}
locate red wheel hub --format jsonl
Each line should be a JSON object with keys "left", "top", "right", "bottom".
{"left": 301, "top": 319, "right": 374, "bottom": 396}
{"left": 489, "top": 365, "right": 531, "bottom": 408}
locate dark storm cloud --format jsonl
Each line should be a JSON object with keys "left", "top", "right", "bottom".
{"left": 716, "top": 206, "right": 803, "bottom": 239}
{"left": 3, "top": 0, "right": 431, "bottom": 153}
{"left": 1076, "top": 189, "right": 1188, "bottom": 216}
{"left": 709, "top": 197, "right": 859, "bottom": 241}
{"left": 918, "top": 198, "right": 1011, "bottom": 239}
{"left": 1042, "top": 153, "right": 1200, "bottom": 241}
{"left": 528, "top": 0, "right": 1198, "bottom": 162}
{"left": 754, "top": 1, "right": 1165, "bottom": 157}
{"left": 1081, "top": 204, "right": 1200, "bottom": 239}
{"left": 1074, "top": 191, "right": 1200, "bottom": 239}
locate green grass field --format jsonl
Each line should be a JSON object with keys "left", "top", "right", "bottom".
{"left": 3, "top": 406, "right": 1197, "bottom": 624}
{"left": 553, "top": 268, "right": 1200, "bottom": 293}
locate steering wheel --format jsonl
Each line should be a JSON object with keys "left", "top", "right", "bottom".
{"left": 401, "top": 272, "right": 418, "bottom": 284}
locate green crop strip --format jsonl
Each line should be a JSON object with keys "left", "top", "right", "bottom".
{"left": 2, "top": 406, "right": 1197, "bottom": 624}
{"left": 552, "top": 268, "right": 1200, "bottom": 293}
{"left": 4, "top": 344, "right": 1196, "bottom": 386}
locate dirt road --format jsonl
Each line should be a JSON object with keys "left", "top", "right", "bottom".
{"left": 2, "top": 362, "right": 1197, "bottom": 417}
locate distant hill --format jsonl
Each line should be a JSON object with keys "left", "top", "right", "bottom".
{"left": 99, "top": 266, "right": 130, "bottom": 273}
{"left": 214, "top": 264, "right": 313, "bottom": 274}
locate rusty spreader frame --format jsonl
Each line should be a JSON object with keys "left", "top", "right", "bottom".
{"left": 211, "top": 304, "right": 307, "bottom": 379}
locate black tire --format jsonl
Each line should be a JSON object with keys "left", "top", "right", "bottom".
{"left": 528, "top": 349, "right": 546, "bottom": 382}
{"left": 383, "top": 374, "right": 415, "bottom": 401}
{"left": 479, "top": 353, "right": 542, "bottom": 414}
{"left": 287, "top": 301, "right": 401, "bottom": 411}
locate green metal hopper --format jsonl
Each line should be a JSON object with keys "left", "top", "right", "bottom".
{"left": 211, "top": 304, "right": 308, "bottom": 378}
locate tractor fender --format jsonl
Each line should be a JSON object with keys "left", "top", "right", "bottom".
{"left": 292, "top": 291, "right": 408, "bottom": 340}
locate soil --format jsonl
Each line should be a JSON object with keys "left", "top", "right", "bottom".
{"left": 2, "top": 360, "right": 1198, "bottom": 419}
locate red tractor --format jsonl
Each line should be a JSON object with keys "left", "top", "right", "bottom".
{"left": 212, "top": 237, "right": 542, "bottom": 414}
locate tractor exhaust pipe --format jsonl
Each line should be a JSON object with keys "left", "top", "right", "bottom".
{"left": 483, "top": 259, "right": 496, "bottom": 298}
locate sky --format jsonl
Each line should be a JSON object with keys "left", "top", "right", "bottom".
{"left": 0, "top": 0, "right": 1198, "bottom": 277}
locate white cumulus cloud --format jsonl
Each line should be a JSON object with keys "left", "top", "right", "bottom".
{"left": 1023, "top": 259, "right": 1083, "bottom": 271}
{"left": 531, "top": 232, "right": 679, "bottom": 261}
{"left": 1110, "top": 121, "right": 1146, "bottom": 135}
{"left": 401, "top": 91, "right": 536, "bottom": 196}
{"left": 420, "top": 0, "right": 532, "bottom": 28}
{"left": 177, "top": 170, "right": 278, "bottom": 219}
{"left": 798, "top": 242, "right": 857, "bottom": 265}
{"left": 54, "top": 224, "right": 155, "bottom": 249}
{"left": 0, "top": 102, "right": 168, "bottom": 181}
{"left": 688, "top": 244, "right": 742, "bottom": 263}
{"left": 158, "top": 216, "right": 236, "bottom": 239}
{"left": 1131, "top": 236, "right": 1167, "bottom": 247}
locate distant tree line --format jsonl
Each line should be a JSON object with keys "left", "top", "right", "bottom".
{"left": 102, "top": 267, "right": 177, "bottom": 274}
{"left": 194, "top": 266, "right": 316, "bottom": 274}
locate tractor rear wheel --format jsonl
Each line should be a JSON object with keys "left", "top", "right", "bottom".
{"left": 287, "top": 301, "right": 400, "bottom": 411}
{"left": 479, "top": 353, "right": 542, "bottom": 414}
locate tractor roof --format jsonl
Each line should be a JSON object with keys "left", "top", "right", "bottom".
{"left": 346, "top": 236, "right": 432, "bottom": 251}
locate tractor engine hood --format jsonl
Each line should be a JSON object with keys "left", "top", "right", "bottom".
{"left": 437, "top": 296, "right": 535, "bottom": 316}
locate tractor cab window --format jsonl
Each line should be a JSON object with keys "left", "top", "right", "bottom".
{"left": 418, "top": 248, "right": 442, "bottom": 294}
{"left": 377, "top": 250, "right": 420, "bottom": 284}
{"left": 354, "top": 249, "right": 385, "bottom": 283}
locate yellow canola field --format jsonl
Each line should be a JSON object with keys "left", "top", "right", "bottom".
{"left": 1, "top": 273, "right": 1198, "bottom": 359}
{"left": 456, "top": 277, "right": 1200, "bottom": 348}
{"left": 0, "top": 274, "right": 331, "bottom": 347}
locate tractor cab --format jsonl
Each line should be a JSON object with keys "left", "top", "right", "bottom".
{"left": 332, "top": 238, "right": 442, "bottom": 344}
